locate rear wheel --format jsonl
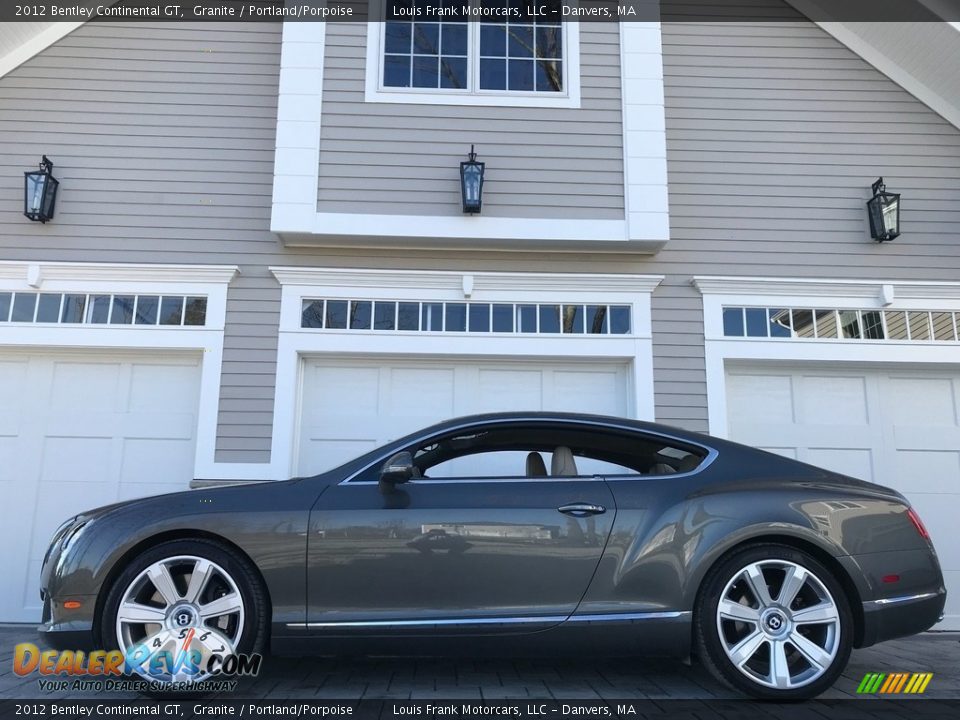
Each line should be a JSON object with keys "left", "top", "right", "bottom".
{"left": 100, "top": 539, "right": 267, "bottom": 688}
{"left": 695, "top": 544, "right": 852, "bottom": 700}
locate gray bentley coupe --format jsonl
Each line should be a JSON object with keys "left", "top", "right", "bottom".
{"left": 39, "top": 412, "right": 945, "bottom": 699}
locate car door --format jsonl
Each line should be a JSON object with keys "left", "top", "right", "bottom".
{"left": 305, "top": 438, "right": 616, "bottom": 634}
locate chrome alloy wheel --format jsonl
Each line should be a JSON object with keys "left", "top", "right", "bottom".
{"left": 115, "top": 555, "right": 244, "bottom": 683}
{"left": 715, "top": 559, "right": 841, "bottom": 690}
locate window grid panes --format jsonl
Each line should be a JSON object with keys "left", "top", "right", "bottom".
{"left": 382, "top": 0, "right": 565, "bottom": 95}
{"left": 721, "top": 306, "right": 960, "bottom": 343}
{"left": 479, "top": 1, "right": 563, "bottom": 92}
{"left": 0, "top": 291, "right": 207, "bottom": 326}
{"left": 301, "top": 299, "right": 632, "bottom": 335}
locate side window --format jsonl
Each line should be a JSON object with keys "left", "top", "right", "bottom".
{"left": 348, "top": 423, "right": 709, "bottom": 483}
{"left": 426, "top": 451, "right": 535, "bottom": 479}
{"left": 424, "top": 451, "right": 636, "bottom": 480}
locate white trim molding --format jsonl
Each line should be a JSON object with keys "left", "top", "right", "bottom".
{"left": 785, "top": 0, "right": 960, "bottom": 131}
{"left": 620, "top": 22, "right": 670, "bottom": 244}
{"left": 363, "top": 20, "right": 582, "bottom": 109}
{"left": 271, "top": 21, "right": 670, "bottom": 253}
{"left": 272, "top": 21, "right": 326, "bottom": 240}
{"left": 0, "top": 22, "right": 85, "bottom": 79}
{"left": 0, "top": 261, "right": 239, "bottom": 483}
{"left": 694, "top": 276, "right": 960, "bottom": 438}
{"left": 256, "top": 267, "right": 663, "bottom": 480}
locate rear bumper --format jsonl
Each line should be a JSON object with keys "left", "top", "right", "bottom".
{"left": 860, "top": 590, "right": 946, "bottom": 647}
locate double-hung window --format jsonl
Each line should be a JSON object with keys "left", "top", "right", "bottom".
{"left": 366, "top": 0, "right": 580, "bottom": 108}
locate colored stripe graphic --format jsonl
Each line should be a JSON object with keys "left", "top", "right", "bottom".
{"left": 893, "top": 673, "right": 909, "bottom": 693}
{"left": 879, "top": 674, "right": 897, "bottom": 693}
{"left": 857, "top": 672, "right": 932, "bottom": 694}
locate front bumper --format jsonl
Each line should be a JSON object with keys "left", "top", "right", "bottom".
{"left": 37, "top": 593, "right": 98, "bottom": 650}
{"left": 860, "top": 590, "right": 947, "bottom": 647}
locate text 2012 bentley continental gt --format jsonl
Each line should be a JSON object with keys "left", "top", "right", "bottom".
{"left": 40, "top": 413, "right": 945, "bottom": 699}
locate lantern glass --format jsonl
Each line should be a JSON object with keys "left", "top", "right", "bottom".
{"left": 24, "top": 167, "right": 59, "bottom": 223}
{"left": 460, "top": 161, "right": 484, "bottom": 214}
{"left": 867, "top": 190, "right": 900, "bottom": 241}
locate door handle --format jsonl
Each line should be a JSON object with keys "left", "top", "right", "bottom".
{"left": 557, "top": 502, "right": 606, "bottom": 517}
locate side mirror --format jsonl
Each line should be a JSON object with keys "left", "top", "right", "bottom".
{"left": 380, "top": 451, "right": 415, "bottom": 487}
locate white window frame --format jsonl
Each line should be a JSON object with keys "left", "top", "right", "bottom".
{"left": 694, "top": 276, "right": 960, "bottom": 439}
{"left": 364, "top": 16, "right": 581, "bottom": 108}
{"left": 268, "top": 267, "right": 662, "bottom": 479}
{"left": 273, "top": 22, "right": 669, "bottom": 250}
{"left": 0, "top": 261, "right": 238, "bottom": 481}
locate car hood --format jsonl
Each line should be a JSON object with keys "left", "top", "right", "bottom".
{"left": 69, "top": 475, "right": 321, "bottom": 525}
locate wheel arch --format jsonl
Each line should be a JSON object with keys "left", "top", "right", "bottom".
{"left": 93, "top": 528, "right": 273, "bottom": 648}
{"left": 689, "top": 533, "right": 865, "bottom": 649}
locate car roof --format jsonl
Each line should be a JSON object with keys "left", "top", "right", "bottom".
{"left": 406, "top": 411, "right": 716, "bottom": 446}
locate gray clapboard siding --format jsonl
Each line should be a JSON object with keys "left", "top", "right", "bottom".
{"left": 654, "top": 12, "right": 960, "bottom": 432}
{"left": 0, "top": 22, "right": 284, "bottom": 464}
{"left": 316, "top": 22, "right": 625, "bottom": 219}
{"left": 3, "top": 10, "right": 960, "bottom": 463}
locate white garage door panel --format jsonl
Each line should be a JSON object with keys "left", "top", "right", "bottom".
{"left": 297, "top": 357, "right": 630, "bottom": 476}
{"left": 0, "top": 351, "right": 202, "bottom": 622}
{"left": 726, "top": 364, "right": 960, "bottom": 630}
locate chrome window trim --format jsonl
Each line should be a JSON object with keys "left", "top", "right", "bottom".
{"left": 286, "top": 610, "right": 690, "bottom": 629}
{"left": 337, "top": 417, "right": 719, "bottom": 487}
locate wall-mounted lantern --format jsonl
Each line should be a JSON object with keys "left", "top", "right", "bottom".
{"left": 866, "top": 177, "right": 900, "bottom": 242}
{"left": 460, "top": 145, "right": 485, "bottom": 214}
{"left": 24, "top": 156, "right": 59, "bottom": 223}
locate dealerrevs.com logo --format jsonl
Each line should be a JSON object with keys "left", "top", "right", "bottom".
{"left": 14, "top": 628, "right": 262, "bottom": 693}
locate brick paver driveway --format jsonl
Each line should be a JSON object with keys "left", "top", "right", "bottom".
{"left": 1, "top": 625, "right": 957, "bottom": 700}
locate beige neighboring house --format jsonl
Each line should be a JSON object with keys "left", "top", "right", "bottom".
{"left": 1, "top": 3, "right": 959, "bottom": 629}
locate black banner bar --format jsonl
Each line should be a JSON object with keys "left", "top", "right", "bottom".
{"left": 2, "top": 0, "right": 958, "bottom": 24}
{"left": 2, "top": 700, "right": 960, "bottom": 720}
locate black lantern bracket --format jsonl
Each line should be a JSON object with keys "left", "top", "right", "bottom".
{"left": 24, "top": 155, "right": 60, "bottom": 223}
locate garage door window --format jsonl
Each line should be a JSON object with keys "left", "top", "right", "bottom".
{"left": 301, "top": 299, "right": 632, "bottom": 335}
{"left": 0, "top": 291, "right": 207, "bottom": 326}
{"left": 723, "top": 306, "right": 959, "bottom": 343}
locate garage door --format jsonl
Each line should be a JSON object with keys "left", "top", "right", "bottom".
{"left": 297, "top": 357, "right": 631, "bottom": 476}
{"left": 0, "top": 350, "right": 202, "bottom": 622}
{"left": 725, "top": 363, "right": 960, "bottom": 629}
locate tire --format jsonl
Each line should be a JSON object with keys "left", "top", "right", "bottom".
{"left": 694, "top": 543, "right": 853, "bottom": 700}
{"left": 99, "top": 538, "right": 268, "bottom": 692}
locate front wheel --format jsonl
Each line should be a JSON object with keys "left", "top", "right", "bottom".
{"left": 695, "top": 544, "right": 853, "bottom": 700}
{"left": 100, "top": 538, "right": 267, "bottom": 688}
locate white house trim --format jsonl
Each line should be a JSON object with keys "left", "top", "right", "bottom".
{"left": 620, "top": 22, "right": 670, "bottom": 244}
{"left": 277, "top": 212, "right": 635, "bottom": 246}
{"left": 258, "top": 267, "right": 663, "bottom": 481}
{"left": 694, "top": 276, "right": 960, "bottom": 438}
{"left": 0, "top": 260, "right": 238, "bottom": 483}
{"left": 0, "top": 22, "right": 85, "bottom": 79}
{"left": 363, "top": 20, "right": 582, "bottom": 109}
{"left": 271, "top": 21, "right": 669, "bottom": 253}
{"left": 271, "top": 21, "right": 326, "bottom": 241}
{"left": 785, "top": 0, "right": 960, "bottom": 131}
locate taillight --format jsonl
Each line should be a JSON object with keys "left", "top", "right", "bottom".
{"left": 907, "top": 507, "right": 930, "bottom": 541}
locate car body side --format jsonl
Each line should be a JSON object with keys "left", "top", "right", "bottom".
{"left": 38, "top": 415, "right": 946, "bottom": 658}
